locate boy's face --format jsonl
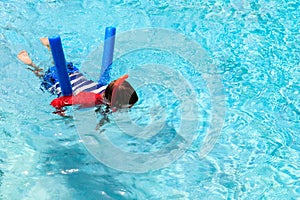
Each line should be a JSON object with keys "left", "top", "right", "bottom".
{"left": 102, "top": 92, "right": 110, "bottom": 105}
{"left": 119, "top": 104, "right": 134, "bottom": 109}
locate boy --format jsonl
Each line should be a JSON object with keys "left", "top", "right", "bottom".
{"left": 17, "top": 38, "right": 138, "bottom": 114}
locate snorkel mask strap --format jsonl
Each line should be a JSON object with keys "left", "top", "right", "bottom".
{"left": 110, "top": 74, "right": 129, "bottom": 111}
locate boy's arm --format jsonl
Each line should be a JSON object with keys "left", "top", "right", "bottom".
{"left": 50, "top": 92, "right": 104, "bottom": 109}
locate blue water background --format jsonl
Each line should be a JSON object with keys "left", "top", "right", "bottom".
{"left": 0, "top": 0, "right": 300, "bottom": 199}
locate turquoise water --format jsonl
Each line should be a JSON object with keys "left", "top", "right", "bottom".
{"left": 1, "top": 0, "right": 300, "bottom": 199}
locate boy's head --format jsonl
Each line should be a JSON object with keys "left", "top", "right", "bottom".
{"left": 104, "top": 78, "right": 138, "bottom": 109}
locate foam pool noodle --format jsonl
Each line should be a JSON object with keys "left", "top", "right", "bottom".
{"left": 99, "top": 27, "right": 116, "bottom": 86}
{"left": 49, "top": 36, "right": 73, "bottom": 96}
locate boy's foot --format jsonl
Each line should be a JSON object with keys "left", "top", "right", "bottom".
{"left": 17, "top": 50, "right": 43, "bottom": 77}
{"left": 17, "top": 50, "right": 33, "bottom": 66}
{"left": 40, "top": 38, "right": 50, "bottom": 50}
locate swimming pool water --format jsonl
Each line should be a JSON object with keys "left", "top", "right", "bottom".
{"left": 1, "top": 0, "right": 300, "bottom": 199}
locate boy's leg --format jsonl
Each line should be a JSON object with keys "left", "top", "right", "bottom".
{"left": 17, "top": 50, "right": 44, "bottom": 78}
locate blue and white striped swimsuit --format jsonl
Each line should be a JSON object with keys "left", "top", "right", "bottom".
{"left": 41, "top": 62, "right": 107, "bottom": 97}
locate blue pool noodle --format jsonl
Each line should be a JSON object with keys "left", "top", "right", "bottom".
{"left": 99, "top": 27, "right": 116, "bottom": 85}
{"left": 49, "top": 36, "right": 73, "bottom": 96}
